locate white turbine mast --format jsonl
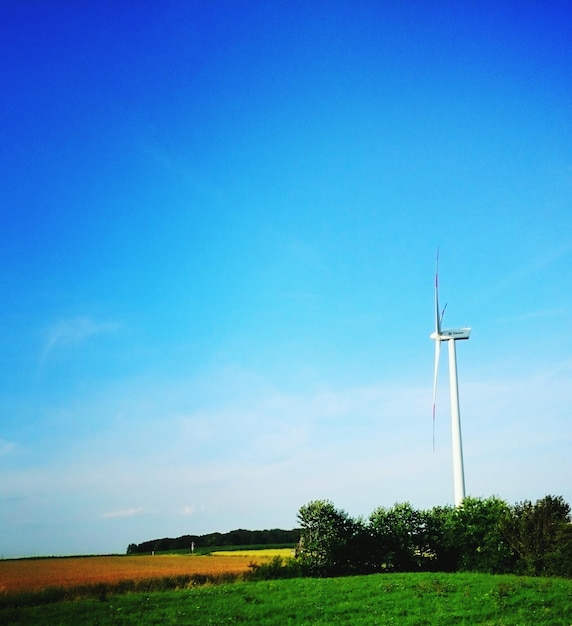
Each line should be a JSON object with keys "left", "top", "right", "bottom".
{"left": 431, "top": 249, "right": 471, "bottom": 507}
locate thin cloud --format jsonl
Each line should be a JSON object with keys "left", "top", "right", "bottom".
{"left": 102, "top": 507, "right": 144, "bottom": 519}
{"left": 5, "top": 360, "right": 571, "bottom": 550}
{"left": 487, "top": 245, "right": 572, "bottom": 299}
{"left": 40, "top": 317, "right": 120, "bottom": 363}
{"left": 497, "top": 308, "right": 568, "bottom": 324}
{"left": 0, "top": 439, "right": 17, "bottom": 457}
{"left": 181, "top": 504, "right": 206, "bottom": 516}
{"left": 181, "top": 505, "right": 197, "bottom": 516}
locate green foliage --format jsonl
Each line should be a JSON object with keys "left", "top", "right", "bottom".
{"left": 551, "top": 523, "right": 572, "bottom": 577}
{"left": 420, "top": 505, "right": 458, "bottom": 572}
{"left": 448, "top": 496, "right": 515, "bottom": 574}
{"left": 244, "top": 556, "right": 302, "bottom": 581}
{"left": 501, "top": 494, "right": 572, "bottom": 577}
{"left": 369, "top": 502, "right": 426, "bottom": 572}
{"left": 296, "top": 494, "right": 571, "bottom": 578}
{"left": 296, "top": 500, "right": 365, "bottom": 576}
{"left": 4, "top": 572, "right": 572, "bottom": 625}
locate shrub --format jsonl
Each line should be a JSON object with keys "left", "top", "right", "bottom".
{"left": 245, "top": 556, "right": 302, "bottom": 581}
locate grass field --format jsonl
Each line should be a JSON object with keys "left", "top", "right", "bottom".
{"left": 2, "top": 571, "right": 571, "bottom": 625}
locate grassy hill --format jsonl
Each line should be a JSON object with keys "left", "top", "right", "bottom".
{"left": 2, "top": 571, "right": 571, "bottom": 625}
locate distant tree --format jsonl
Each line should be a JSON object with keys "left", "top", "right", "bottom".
{"left": 126, "top": 528, "right": 300, "bottom": 554}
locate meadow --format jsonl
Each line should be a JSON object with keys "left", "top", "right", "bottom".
{"left": 1, "top": 571, "right": 572, "bottom": 625}
{"left": 1, "top": 551, "right": 571, "bottom": 625}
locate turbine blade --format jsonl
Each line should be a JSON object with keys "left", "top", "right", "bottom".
{"left": 432, "top": 338, "right": 441, "bottom": 451}
{"left": 434, "top": 248, "right": 441, "bottom": 335}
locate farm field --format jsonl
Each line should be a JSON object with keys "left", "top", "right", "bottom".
{"left": 210, "top": 548, "right": 294, "bottom": 558}
{"left": 2, "top": 572, "right": 572, "bottom": 625}
{"left": 0, "top": 552, "right": 279, "bottom": 594}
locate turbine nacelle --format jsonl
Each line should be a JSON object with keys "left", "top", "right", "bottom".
{"left": 430, "top": 328, "right": 471, "bottom": 341}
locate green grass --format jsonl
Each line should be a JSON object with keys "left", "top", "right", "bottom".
{"left": 2, "top": 572, "right": 571, "bottom": 625}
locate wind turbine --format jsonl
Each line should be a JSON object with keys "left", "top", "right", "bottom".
{"left": 431, "top": 250, "right": 471, "bottom": 507}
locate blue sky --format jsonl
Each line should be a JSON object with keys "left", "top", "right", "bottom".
{"left": 1, "top": 1, "right": 571, "bottom": 557}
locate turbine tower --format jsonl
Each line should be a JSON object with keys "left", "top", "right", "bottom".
{"left": 431, "top": 250, "right": 471, "bottom": 507}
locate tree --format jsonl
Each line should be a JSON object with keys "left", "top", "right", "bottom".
{"left": 550, "top": 523, "right": 572, "bottom": 578}
{"left": 296, "top": 500, "right": 364, "bottom": 576}
{"left": 421, "top": 505, "right": 458, "bottom": 572}
{"left": 369, "top": 502, "right": 427, "bottom": 572}
{"left": 450, "top": 496, "right": 515, "bottom": 574}
{"left": 501, "top": 494, "right": 571, "bottom": 576}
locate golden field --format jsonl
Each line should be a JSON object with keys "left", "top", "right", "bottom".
{"left": 0, "top": 553, "right": 277, "bottom": 594}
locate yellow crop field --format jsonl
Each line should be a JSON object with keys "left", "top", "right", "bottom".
{"left": 0, "top": 554, "right": 263, "bottom": 594}
{"left": 210, "top": 548, "right": 294, "bottom": 558}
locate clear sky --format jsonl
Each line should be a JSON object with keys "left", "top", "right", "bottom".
{"left": 1, "top": 1, "right": 571, "bottom": 558}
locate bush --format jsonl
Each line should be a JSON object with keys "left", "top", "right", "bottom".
{"left": 245, "top": 556, "right": 302, "bottom": 581}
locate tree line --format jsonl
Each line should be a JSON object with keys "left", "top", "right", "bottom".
{"left": 295, "top": 495, "right": 572, "bottom": 578}
{"left": 127, "top": 528, "right": 301, "bottom": 554}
